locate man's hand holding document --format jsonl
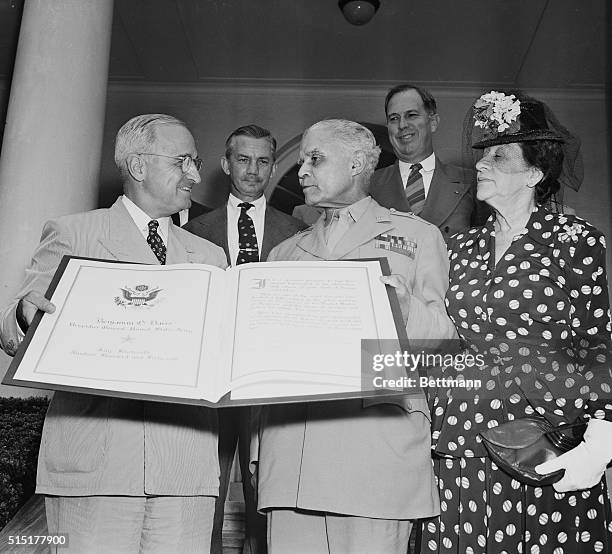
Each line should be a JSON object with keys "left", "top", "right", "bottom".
{"left": 4, "top": 256, "right": 417, "bottom": 406}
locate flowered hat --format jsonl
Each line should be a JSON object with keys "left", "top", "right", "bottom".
{"left": 471, "top": 91, "right": 564, "bottom": 149}
{"left": 464, "top": 90, "right": 583, "bottom": 192}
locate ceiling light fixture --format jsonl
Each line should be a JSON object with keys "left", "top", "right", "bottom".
{"left": 338, "top": 0, "right": 380, "bottom": 26}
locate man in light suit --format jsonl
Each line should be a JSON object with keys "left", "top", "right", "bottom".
{"left": 184, "top": 124, "right": 306, "bottom": 554}
{"left": 0, "top": 114, "right": 227, "bottom": 552}
{"left": 370, "top": 83, "right": 486, "bottom": 241}
{"left": 255, "top": 119, "right": 456, "bottom": 553}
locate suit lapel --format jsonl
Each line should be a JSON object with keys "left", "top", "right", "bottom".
{"left": 98, "top": 199, "right": 159, "bottom": 264}
{"left": 421, "top": 158, "right": 470, "bottom": 227}
{"left": 98, "top": 199, "right": 202, "bottom": 265}
{"left": 261, "top": 205, "right": 299, "bottom": 260}
{"left": 390, "top": 163, "right": 411, "bottom": 212}
{"left": 166, "top": 226, "right": 194, "bottom": 264}
{"left": 197, "top": 207, "right": 230, "bottom": 263}
{"left": 211, "top": 208, "right": 230, "bottom": 262}
{"left": 261, "top": 206, "right": 281, "bottom": 261}
{"left": 372, "top": 163, "right": 411, "bottom": 212}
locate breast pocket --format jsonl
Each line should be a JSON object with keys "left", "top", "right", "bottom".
{"left": 358, "top": 244, "right": 416, "bottom": 277}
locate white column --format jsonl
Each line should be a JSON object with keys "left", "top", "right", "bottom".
{"left": 0, "top": 0, "right": 114, "bottom": 393}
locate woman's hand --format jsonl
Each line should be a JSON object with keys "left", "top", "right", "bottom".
{"left": 535, "top": 419, "right": 612, "bottom": 492}
{"left": 380, "top": 274, "right": 411, "bottom": 325}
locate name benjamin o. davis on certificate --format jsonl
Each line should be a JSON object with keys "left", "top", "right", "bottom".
{"left": 5, "top": 256, "right": 415, "bottom": 406}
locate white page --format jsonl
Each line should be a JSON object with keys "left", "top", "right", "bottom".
{"left": 12, "top": 258, "right": 402, "bottom": 404}
{"left": 224, "top": 260, "right": 400, "bottom": 400}
{"left": 14, "top": 259, "right": 226, "bottom": 400}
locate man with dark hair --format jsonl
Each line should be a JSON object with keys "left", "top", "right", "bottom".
{"left": 184, "top": 124, "right": 306, "bottom": 553}
{"left": 371, "top": 83, "right": 484, "bottom": 240}
{"left": 0, "top": 114, "right": 227, "bottom": 552}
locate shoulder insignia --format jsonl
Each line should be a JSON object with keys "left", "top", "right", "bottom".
{"left": 389, "top": 208, "right": 415, "bottom": 217}
{"left": 389, "top": 208, "right": 433, "bottom": 226}
{"left": 389, "top": 207, "right": 415, "bottom": 217}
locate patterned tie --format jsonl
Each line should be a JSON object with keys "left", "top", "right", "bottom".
{"left": 404, "top": 163, "right": 425, "bottom": 215}
{"left": 236, "top": 202, "right": 259, "bottom": 265}
{"left": 147, "top": 219, "right": 166, "bottom": 265}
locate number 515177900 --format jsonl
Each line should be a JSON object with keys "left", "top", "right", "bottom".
{"left": 8, "top": 534, "right": 68, "bottom": 546}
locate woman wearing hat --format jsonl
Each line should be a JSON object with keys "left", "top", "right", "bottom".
{"left": 421, "top": 91, "right": 612, "bottom": 553}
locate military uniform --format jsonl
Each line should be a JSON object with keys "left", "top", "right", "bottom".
{"left": 255, "top": 196, "right": 456, "bottom": 552}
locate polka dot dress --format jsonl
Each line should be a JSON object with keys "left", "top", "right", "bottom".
{"left": 422, "top": 207, "right": 612, "bottom": 553}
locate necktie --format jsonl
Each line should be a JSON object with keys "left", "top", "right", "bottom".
{"left": 147, "top": 219, "right": 166, "bottom": 265}
{"left": 404, "top": 163, "right": 425, "bottom": 215}
{"left": 236, "top": 202, "right": 259, "bottom": 264}
{"left": 325, "top": 209, "right": 350, "bottom": 253}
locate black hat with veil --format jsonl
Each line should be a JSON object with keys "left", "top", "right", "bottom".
{"left": 462, "top": 91, "right": 584, "bottom": 206}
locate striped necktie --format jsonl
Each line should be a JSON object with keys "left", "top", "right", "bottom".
{"left": 404, "top": 163, "right": 425, "bottom": 215}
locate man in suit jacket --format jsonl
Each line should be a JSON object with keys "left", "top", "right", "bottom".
{"left": 0, "top": 114, "right": 227, "bottom": 552}
{"left": 255, "top": 119, "right": 456, "bottom": 553}
{"left": 370, "top": 83, "right": 487, "bottom": 241}
{"left": 172, "top": 198, "right": 211, "bottom": 226}
{"left": 184, "top": 125, "right": 306, "bottom": 554}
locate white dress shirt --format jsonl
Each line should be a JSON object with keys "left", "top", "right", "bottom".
{"left": 398, "top": 152, "right": 436, "bottom": 197}
{"left": 226, "top": 193, "right": 266, "bottom": 266}
{"left": 16, "top": 196, "right": 171, "bottom": 337}
{"left": 176, "top": 209, "right": 189, "bottom": 227}
{"left": 121, "top": 195, "right": 171, "bottom": 244}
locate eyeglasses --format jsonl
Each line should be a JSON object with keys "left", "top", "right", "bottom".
{"left": 137, "top": 153, "right": 203, "bottom": 172}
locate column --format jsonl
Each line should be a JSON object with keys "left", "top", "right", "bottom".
{"left": 0, "top": 0, "right": 114, "bottom": 391}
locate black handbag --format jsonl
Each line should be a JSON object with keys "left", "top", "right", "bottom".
{"left": 479, "top": 416, "right": 587, "bottom": 486}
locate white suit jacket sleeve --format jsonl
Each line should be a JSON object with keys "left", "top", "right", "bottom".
{"left": 0, "top": 220, "right": 72, "bottom": 356}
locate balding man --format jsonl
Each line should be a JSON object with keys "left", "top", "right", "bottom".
{"left": 0, "top": 114, "right": 226, "bottom": 552}
{"left": 255, "top": 119, "right": 456, "bottom": 553}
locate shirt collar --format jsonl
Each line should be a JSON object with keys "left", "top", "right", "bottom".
{"left": 475, "top": 205, "right": 557, "bottom": 261}
{"left": 524, "top": 205, "right": 564, "bottom": 247}
{"left": 398, "top": 151, "right": 436, "bottom": 173}
{"left": 121, "top": 195, "right": 170, "bottom": 241}
{"left": 228, "top": 192, "right": 266, "bottom": 211}
{"left": 325, "top": 196, "right": 372, "bottom": 225}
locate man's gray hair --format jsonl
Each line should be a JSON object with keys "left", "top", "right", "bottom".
{"left": 114, "top": 114, "right": 187, "bottom": 179}
{"left": 305, "top": 119, "right": 381, "bottom": 182}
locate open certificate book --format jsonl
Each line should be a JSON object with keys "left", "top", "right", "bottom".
{"left": 5, "top": 256, "right": 411, "bottom": 406}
